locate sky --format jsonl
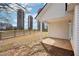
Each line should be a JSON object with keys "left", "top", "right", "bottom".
{"left": 24, "top": 3, "right": 45, "bottom": 29}
{"left": 0, "top": 3, "right": 45, "bottom": 29}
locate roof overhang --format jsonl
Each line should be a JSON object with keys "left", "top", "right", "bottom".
{"left": 41, "top": 14, "right": 73, "bottom": 23}
{"left": 35, "top": 3, "right": 75, "bottom": 23}
{"left": 35, "top": 3, "right": 47, "bottom": 19}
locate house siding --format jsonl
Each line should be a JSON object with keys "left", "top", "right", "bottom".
{"left": 72, "top": 5, "right": 79, "bottom": 56}
{"left": 42, "top": 3, "right": 66, "bottom": 21}
{"left": 48, "top": 20, "right": 69, "bottom": 39}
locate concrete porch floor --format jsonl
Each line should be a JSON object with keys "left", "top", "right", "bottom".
{"left": 41, "top": 37, "right": 74, "bottom": 56}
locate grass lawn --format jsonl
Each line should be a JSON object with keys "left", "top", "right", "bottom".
{"left": 0, "top": 31, "right": 48, "bottom": 56}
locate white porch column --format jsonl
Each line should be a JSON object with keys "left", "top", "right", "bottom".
{"left": 40, "top": 22, "right": 43, "bottom": 32}
{"left": 40, "top": 21, "right": 43, "bottom": 40}
{"left": 73, "top": 4, "right": 79, "bottom": 56}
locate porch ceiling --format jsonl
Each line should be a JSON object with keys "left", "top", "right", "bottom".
{"left": 0, "top": 3, "right": 29, "bottom": 13}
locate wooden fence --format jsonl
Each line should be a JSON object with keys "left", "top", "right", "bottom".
{"left": 0, "top": 30, "right": 38, "bottom": 40}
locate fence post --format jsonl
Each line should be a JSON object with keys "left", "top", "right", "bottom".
{"left": 14, "top": 30, "right": 16, "bottom": 37}
{"left": 0, "top": 32, "right": 2, "bottom": 40}
{"left": 23, "top": 30, "right": 25, "bottom": 35}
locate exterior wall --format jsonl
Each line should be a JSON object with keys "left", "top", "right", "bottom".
{"left": 42, "top": 3, "right": 66, "bottom": 21}
{"left": 72, "top": 5, "right": 79, "bottom": 56}
{"left": 48, "top": 20, "right": 69, "bottom": 39}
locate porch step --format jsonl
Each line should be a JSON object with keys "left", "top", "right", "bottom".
{"left": 41, "top": 37, "right": 74, "bottom": 56}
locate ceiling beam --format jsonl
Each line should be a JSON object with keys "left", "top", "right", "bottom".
{"left": 16, "top": 3, "right": 26, "bottom": 10}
